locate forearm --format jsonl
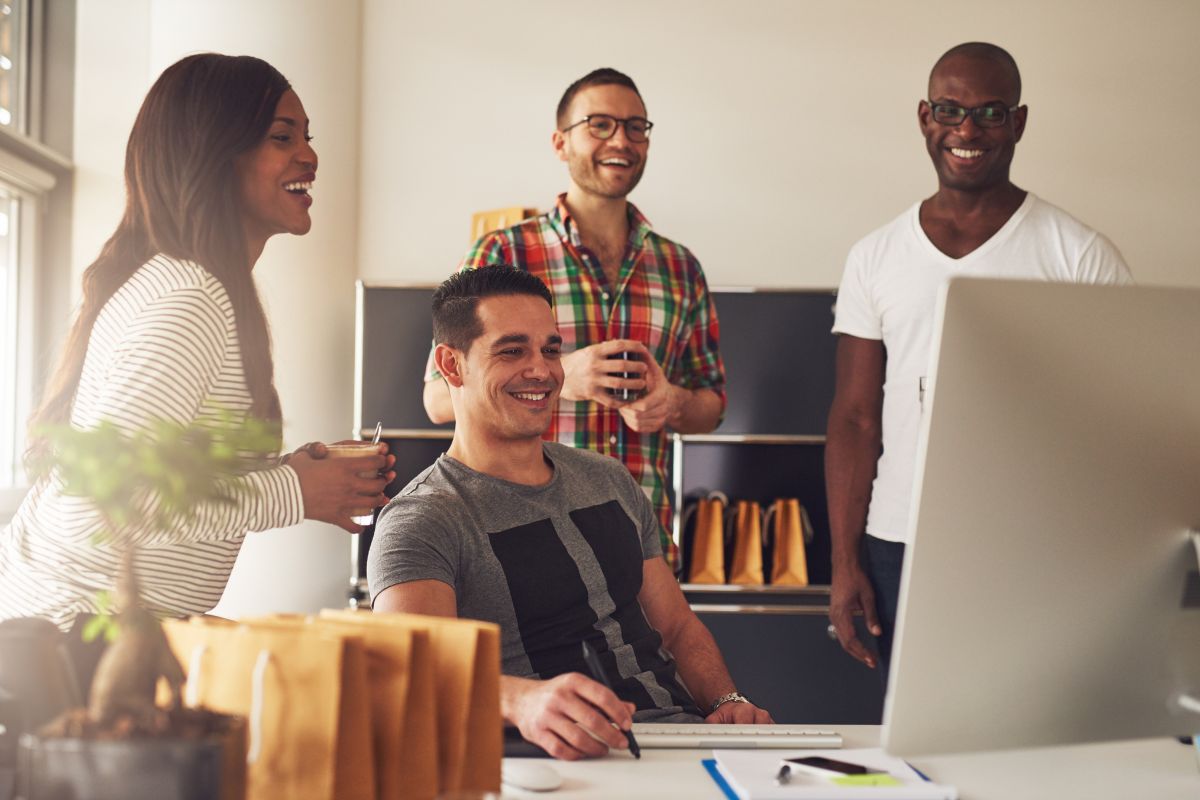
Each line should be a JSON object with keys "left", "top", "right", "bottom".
{"left": 422, "top": 379, "right": 455, "bottom": 424}
{"left": 666, "top": 387, "right": 723, "bottom": 434}
{"left": 825, "top": 416, "right": 880, "bottom": 571}
{"left": 663, "top": 615, "right": 737, "bottom": 710}
{"left": 62, "top": 464, "right": 305, "bottom": 550}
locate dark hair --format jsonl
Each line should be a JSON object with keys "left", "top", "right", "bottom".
{"left": 432, "top": 266, "right": 554, "bottom": 352}
{"left": 930, "top": 42, "right": 1022, "bottom": 102}
{"left": 556, "top": 67, "right": 644, "bottom": 128}
{"left": 28, "top": 53, "right": 291, "bottom": 464}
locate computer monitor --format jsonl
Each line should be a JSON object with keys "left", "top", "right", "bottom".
{"left": 883, "top": 278, "right": 1200, "bottom": 757}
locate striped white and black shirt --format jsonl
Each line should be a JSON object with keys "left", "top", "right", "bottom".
{"left": 0, "top": 255, "right": 304, "bottom": 630}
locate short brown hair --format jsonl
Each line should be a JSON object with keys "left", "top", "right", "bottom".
{"left": 556, "top": 67, "right": 644, "bottom": 128}
{"left": 432, "top": 266, "right": 554, "bottom": 352}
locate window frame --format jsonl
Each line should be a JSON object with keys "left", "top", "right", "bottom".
{"left": 0, "top": 0, "right": 74, "bottom": 520}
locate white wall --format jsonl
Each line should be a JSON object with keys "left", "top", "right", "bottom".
{"left": 69, "top": 0, "right": 1200, "bottom": 615}
{"left": 73, "top": 0, "right": 363, "bottom": 616}
{"left": 358, "top": 0, "right": 1200, "bottom": 289}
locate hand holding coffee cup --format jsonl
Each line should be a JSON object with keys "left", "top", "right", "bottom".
{"left": 288, "top": 441, "right": 392, "bottom": 532}
{"left": 559, "top": 339, "right": 648, "bottom": 407}
{"left": 325, "top": 442, "right": 391, "bottom": 525}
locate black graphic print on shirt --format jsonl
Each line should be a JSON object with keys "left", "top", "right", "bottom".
{"left": 486, "top": 500, "right": 699, "bottom": 715}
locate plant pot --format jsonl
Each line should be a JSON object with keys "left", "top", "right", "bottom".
{"left": 15, "top": 715, "right": 245, "bottom": 800}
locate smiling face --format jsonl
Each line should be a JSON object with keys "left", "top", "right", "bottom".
{"left": 235, "top": 89, "right": 318, "bottom": 254}
{"left": 553, "top": 83, "right": 649, "bottom": 200}
{"left": 919, "top": 55, "right": 1026, "bottom": 193}
{"left": 447, "top": 294, "right": 564, "bottom": 442}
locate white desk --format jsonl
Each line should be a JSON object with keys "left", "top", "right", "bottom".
{"left": 502, "top": 725, "right": 1199, "bottom": 799}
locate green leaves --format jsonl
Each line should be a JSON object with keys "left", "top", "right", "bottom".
{"left": 34, "top": 412, "right": 280, "bottom": 549}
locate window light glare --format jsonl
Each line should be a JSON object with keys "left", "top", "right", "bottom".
{"left": 0, "top": 56, "right": 11, "bottom": 71}
{"left": 0, "top": 108, "right": 10, "bottom": 126}
{"left": 0, "top": 212, "right": 9, "bottom": 237}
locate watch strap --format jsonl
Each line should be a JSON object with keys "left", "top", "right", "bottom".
{"left": 709, "top": 691, "right": 750, "bottom": 713}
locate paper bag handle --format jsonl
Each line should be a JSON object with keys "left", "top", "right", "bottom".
{"left": 184, "top": 644, "right": 209, "bottom": 708}
{"left": 248, "top": 649, "right": 274, "bottom": 765}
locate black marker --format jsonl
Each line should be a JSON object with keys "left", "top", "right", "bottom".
{"left": 580, "top": 640, "right": 641, "bottom": 759}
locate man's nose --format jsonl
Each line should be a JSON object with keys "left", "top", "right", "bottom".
{"left": 525, "top": 351, "right": 552, "bottom": 378}
{"left": 953, "top": 112, "right": 982, "bottom": 138}
{"left": 608, "top": 121, "right": 634, "bottom": 148}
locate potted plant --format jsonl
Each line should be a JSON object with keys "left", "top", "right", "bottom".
{"left": 14, "top": 415, "right": 278, "bottom": 800}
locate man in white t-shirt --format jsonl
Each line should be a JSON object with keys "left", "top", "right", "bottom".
{"left": 825, "top": 42, "right": 1132, "bottom": 680}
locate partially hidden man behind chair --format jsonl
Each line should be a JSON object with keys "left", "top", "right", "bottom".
{"left": 370, "top": 267, "right": 770, "bottom": 760}
{"left": 826, "top": 42, "right": 1133, "bottom": 681}
{"left": 422, "top": 67, "right": 725, "bottom": 561}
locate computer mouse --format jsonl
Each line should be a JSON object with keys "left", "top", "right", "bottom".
{"left": 501, "top": 758, "right": 563, "bottom": 792}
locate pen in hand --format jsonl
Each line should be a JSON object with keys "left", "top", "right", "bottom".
{"left": 580, "top": 640, "right": 641, "bottom": 759}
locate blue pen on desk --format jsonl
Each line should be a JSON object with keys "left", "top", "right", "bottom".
{"left": 580, "top": 640, "right": 641, "bottom": 759}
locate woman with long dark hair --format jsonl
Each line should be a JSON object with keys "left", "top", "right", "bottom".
{"left": 0, "top": 54, "right": 389, "bottom": 630}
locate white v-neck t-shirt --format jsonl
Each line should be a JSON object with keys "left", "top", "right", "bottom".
{"left": 833, "top": 193, "right": 1132, "bottom": 543}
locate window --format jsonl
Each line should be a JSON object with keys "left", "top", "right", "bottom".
{"left": 0, "top": 187, "right": 22, "bottom": 486}
{"left": 0, "top": 175, "right": 46, "bottom": 494}
{"left": 0, "top": 0, "right": 73, "bottom": 516}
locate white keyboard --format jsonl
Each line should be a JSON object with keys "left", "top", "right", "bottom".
{"left": 630, "top": 723, "right": 842, "bottom": 749}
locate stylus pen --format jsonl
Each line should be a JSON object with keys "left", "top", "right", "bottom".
{"left": 580, "top": 640, "right": 641, "bottom": 759}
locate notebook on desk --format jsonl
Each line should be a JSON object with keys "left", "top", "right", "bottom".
{"left": 633, "top": 723, "right": 843, "bottom": 749}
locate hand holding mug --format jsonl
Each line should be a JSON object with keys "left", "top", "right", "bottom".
{"left": 288, "top": 441, "right": 394, "bottom": 532}
{"left": 560, "top": 339, "right": 649, "bottom": 408}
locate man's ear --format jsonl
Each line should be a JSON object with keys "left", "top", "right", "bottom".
{"left": 552, "top": 128, "right": 568, "bottom": 163}
{"left": 1012, "top": 104, "right": 1028, "bottom": 143}
{"left": 916, "top": 99, "right": 932, "bottom": 134}
{"left": 434, "top": 343, "right": 466, "bottom": 388}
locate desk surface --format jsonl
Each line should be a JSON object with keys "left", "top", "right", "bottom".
{"left": 502, "top": 726, "right": 1199, "bottom": 799}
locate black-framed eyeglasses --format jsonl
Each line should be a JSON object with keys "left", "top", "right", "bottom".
{"left": 560, "top": 114, "right": 654, "bottom": 143}
{"left": 925, "top": 101, "right": 1020, "bottom": 128}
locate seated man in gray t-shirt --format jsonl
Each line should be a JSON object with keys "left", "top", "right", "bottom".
{"left": 368, "top": 266, "right": 772, "bottom": 760}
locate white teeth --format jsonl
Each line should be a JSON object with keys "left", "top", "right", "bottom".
{"left": 599, "top": 158, "right": 631, "bottom": 166}
{"left": 513, "top": 392, "right": 547, "bottom": 401}
{"left": 950, "top": 148, "right": 984, "bottom": 159}
{"left": 283, "top": 181, "right": 313, "bottom": 192}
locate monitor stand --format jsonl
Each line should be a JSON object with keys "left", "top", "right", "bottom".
{"left": 1176, "top": 530, "right": 1200, "bottom": 717}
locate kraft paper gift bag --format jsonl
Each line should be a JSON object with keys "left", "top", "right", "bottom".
{"left": 305, "top": 615, "right": 438, "bottom": 800}
{"left": 685, "top": 491, "right": 728, "bottom": 584}
{"left": 728, "top": 500, "right": 765, "bottom": 585}
{"left": 321, "top": 610, "right": 502, "bottom": 796}
{"left": 162, "top": 617, "right": 374, "bottom": 800}
{"left": 765, "top": 498, "right": 812, "bottom": 586}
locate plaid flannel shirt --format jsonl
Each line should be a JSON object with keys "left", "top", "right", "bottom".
{"left": 426, "top": 195, "right": 726, "bottom": 559}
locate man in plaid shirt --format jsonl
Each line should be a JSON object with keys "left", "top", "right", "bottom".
{"left": 423, "top": 67, "right": 726, "bottom": 561}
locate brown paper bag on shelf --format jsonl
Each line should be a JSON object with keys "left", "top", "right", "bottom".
{"left": 686, "top": 492, "right": 728, "bottom": 584}
{"left": 321, "top": 609, "right": 502, "bottom": 796}
{"left": 162, "top": 617, "right": 374, "bottom": 800}
{"left": 728, "top": 500, "right": 765, "bottom": 585}
{"left": 766, "top": 498, "right": 812, "bottom": 586}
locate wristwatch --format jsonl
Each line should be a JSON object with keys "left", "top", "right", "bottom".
{"left": 709, "top": 691, "right": 751, "bottom": 713}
